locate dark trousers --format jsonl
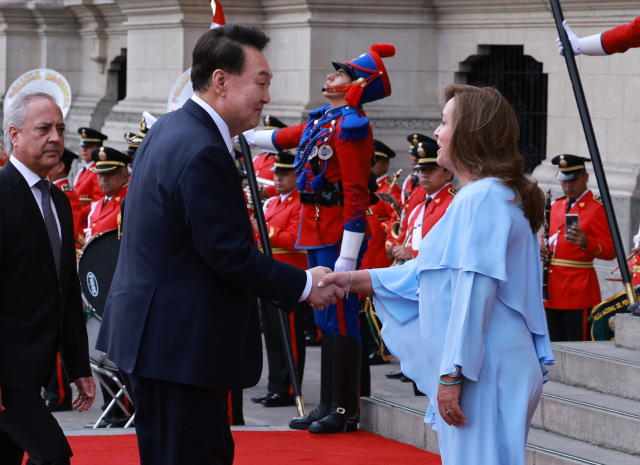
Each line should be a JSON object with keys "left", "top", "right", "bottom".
{"left": 545, "top": 308, "right": 589, "bottom": 342}
{"left": 0, "top": 390, "right": 72, "bottom": 465}
{"left": 120, "top": 370, "right": 233, "bottom": 465}
{"left": 42, "top": 353, "right": 72, "bottom": 408}
{"left": 261, "top": 300, "right": 307, "bottom": 395}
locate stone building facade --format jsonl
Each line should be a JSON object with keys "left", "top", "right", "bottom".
{"left": 1, "top": 0, "right": 638, "bottom": 297}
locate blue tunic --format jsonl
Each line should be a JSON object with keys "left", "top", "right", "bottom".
{"left": 370, "top": 178, "right": 554, "bottom": 465}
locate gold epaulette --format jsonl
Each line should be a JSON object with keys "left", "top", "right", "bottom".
{"left": 366, "top": 208, "right": 373, "bottom": 216}
{"left": 385, "top": 178, "right": 393, "bottom": 185}
{"left": 448, "top": 187, "right": 458, "bottom": 196}
{"left": 594, "top": 195, "right": 603, "bottom": 205}
{"left": 61, "top": 183, "right": 72, "bottom": 192}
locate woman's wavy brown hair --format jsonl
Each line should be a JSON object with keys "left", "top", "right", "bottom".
{"left": 440, "top": 84, "right": 544, "bottom": 232}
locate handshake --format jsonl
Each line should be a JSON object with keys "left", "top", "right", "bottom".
{"left": 305, "top": 267, "right": 361, "bottom": 310}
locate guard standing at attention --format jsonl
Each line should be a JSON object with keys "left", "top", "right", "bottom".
{"left": 369, "top": 139, "right": 401, "bottom": 230}
{"left": 249, "top": 43, "right": 396, "bottom": 434}
{"left": 253, "top": 115, "right": 288, "bottom": 199}
{"left": 74, "top": 128, "right": 108, "bottom": 208}
{"left": 540, "top": 155, "right": 616, "bottom": 341}
{"left": 250, "top": 151, "right": 309, "bottom": 408}
{"left": 49, "top": 148, "right": 84, "bottom": 248}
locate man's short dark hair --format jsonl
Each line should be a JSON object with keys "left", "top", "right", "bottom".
{"left": 191, "top": 23, "right": 270, "bottom": 93}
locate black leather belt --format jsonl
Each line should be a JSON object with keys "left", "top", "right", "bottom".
{"left": 300, "top": 192, "right": 343, "bottom": 207}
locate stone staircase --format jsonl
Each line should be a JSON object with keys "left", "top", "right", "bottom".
{"left": 360, "top": 314, "right": 640, "bottom": 464}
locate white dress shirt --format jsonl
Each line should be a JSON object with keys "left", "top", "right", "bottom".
{"left": 10, "top": 155, "right": 61, "bottom": 239}
{"left": 190, "top": 95, "right": 312, "bottom": 302}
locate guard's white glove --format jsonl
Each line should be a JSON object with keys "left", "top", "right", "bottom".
{"left": 235, "top": 129, "right": 257, "bottom": 148}
{"left": 334, "top": 257, "right": 357, "bottom": 273}
{"left": 556, "top": 20, "right": 581, "bottom": 56}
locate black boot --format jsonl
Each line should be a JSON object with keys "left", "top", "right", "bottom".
{"left": 308, "top": 334, "right": 361, "bottom": 434}
{"left": 289, "top": 331, "right": 333, "bottom": 430}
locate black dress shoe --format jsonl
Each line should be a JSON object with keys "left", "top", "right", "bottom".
{"left": 289, "top": 407, "right": 328, "bottom": 430}
{"left": 262, "top": 393, "right": 295, "bottom": 407}
{"left": 308, "top": 411, "right": 357, "bottom": 434}
{"left": 305, "top": 334, "right": 321, "bottom": 346}
{"left": 45, "top": 400, "right": 73, "bottom": 412}
{"left": 368, "top": 353, "right": 390, "bottom": 366}
{"left": 250, "top": 392, "right": 274, "bottom": 404}
{"left": 385, "top": 370, "right": 404, "bottom": 379}
{"left": 400, "top": 375, "right": 411, "bottom": 382}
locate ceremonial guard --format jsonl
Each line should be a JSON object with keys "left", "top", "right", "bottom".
{"left": 540, "top": 155, "right": 616, "bottom": 341}
{"left": 126, "top": 112, "right": 157, "bottom": 164}
{"left": 250, "top": 43, "right": 395, "bottom": 433}
{"left": 399, "top": 133, "right": 431, "bottom": 208}
{"left": 250, "top": 151, "right": 308, "bottom": 408}
{"left": 49, "top": 148, "right": 84, "bottom": 247}
{"left": 369, "top": 139, "right": 401, "bottom": 227}
{"left": 75, "top": 127, "right": 108, "bottom": 208}
{"left": 84, "top": 147, "right": 130, "bottom": 241}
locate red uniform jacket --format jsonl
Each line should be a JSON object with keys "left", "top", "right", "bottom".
{"left": 85, "top": 184, "right": 128, "bottom": 241}
{"left": 253, "top": 152, "right": 277, "bottom": 198}
{"left": 261, "top": 190, "right": 307, "bottom": 269}
{"left": 53, "top": 177, "right": 83, "bottom": 246}
{"left": 75, "top": 162, "right": 103, "bottom": 201}
{"left": 0, "top": 158, "right": 7, "bottom": 168}
{"left": 603, "top": 16, "right": 640, "bottom": 54}
{"left": 386, "top": 186, "right": 428, "bottom": 250}
{"left": 630, "top": 253, "right": 640, "bottom": 287}
{"left": 273, "top": 105, "right": 373, "bottom": 249}
{"left": 370, "top": 174, "right": 402, "bottom": 229}
{"left": 396, "top": 185, "right": 456, "bottom": 257}
{"left": 361, "top": 209, "right": 392, "bottom": 270}
{"left": 544, "top": 190, "right": 616, "bottom": 310}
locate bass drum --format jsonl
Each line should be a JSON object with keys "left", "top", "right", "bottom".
{"left": 78, "top": 229, "right": 121, "bottom": 320}
{"left": 590, "top": 286, "right": 640, "bottom": 341}
{"left": 78, "top": 229, "right": 120, "bottom": 370}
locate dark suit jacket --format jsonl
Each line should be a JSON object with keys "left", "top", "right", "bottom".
{"left": 96, "top": 99, "right": 307, "bottom": 390}
{"left": 0, "top": 161, "right": 91, "bottom": 391}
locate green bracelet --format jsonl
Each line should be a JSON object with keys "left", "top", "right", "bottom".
{"left": 439, "top": 376, "right": 462, "bottom": 386}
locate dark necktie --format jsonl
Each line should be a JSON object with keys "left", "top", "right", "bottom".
{"left": 37, "top": 180, "right": 61, "bottom": 282}
{"left": 424, "top": 196, "right": 432, "bottom": 209}
{"left": 566, "top": 200, "right": 573, "bottom": 214}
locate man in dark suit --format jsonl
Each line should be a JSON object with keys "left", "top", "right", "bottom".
{"left": 0, "top": 92, "right": 95, "bottom": 464}
{"left": 96, "top": 24, "right": 343, "bottom": 465}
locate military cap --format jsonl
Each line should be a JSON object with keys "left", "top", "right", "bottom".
{"left": 128, "top": 112, "right": 156, "bottom": 147}
{"left": 60, "top": 148, "right": 79, "bottom": 173}
{"left": 78, "top": 127, "right": 108, "bottom": 147}
{"left": 90, "top": 147, "right": 132, "bottom": 173}
{"left": 264, "top": 115, "right": 288, "bottom": 131}
{"left": 407, "top": 133, "right": 438, "bottom": 163}
{"left": 373, "top": 140, "right": 395, "bottom": 160}
{"left": 551, "top": 154, "right": 591, "bottom": 181}
{"left": 271, "top": 151, "right": 296, "bottom": 172}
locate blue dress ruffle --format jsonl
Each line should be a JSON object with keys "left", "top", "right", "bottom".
{"left": 369, "top": 178, "right": 554, "bottom": 465}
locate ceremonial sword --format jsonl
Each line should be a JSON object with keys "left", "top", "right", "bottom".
{"left": 550, "top": 0, "right": 638, "bottom": 311}
{"left": 238, "top": 134, "right": 307, "bottom": 417}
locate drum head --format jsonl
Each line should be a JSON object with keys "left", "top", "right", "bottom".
{"left": 78, "top": 229, "right": 121, "bottom": 320}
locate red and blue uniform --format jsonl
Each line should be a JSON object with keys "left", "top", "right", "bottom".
{"left": 272, "top": 104, "right": 373, "bottom": 341}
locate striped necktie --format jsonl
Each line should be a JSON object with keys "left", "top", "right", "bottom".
{"left": 36, "top": 180, "right": 61, "bottom": 282}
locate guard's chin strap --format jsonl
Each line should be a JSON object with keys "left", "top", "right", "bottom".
{"left": 322, "top": 78, "right": 363, "bottom": 94}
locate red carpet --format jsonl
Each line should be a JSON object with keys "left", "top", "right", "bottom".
{"left": 23, "top": 430, "right": 441, "bottom": 464}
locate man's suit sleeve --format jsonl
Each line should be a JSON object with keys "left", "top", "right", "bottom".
{"left": 58, "top": 196, "right": 91, "bottom": 381}
{"left": 174, "top": 145, "right": 307, "bottom": 310}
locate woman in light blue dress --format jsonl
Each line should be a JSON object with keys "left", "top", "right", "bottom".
{"left": 318, "top": 85, "right": 555, "bottom": 465}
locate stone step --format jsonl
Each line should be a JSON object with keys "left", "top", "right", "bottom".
{"left": 360, "top": 396, "right": 639, "bottom": 465}
{"left": 534, "top": 381, "right": 640, "bottom": 456}
{"left": 549, "top": 341, "right": 640, "bottom": 401}
{"left": 615, "top": 313, "right": 640, "bottom": 351}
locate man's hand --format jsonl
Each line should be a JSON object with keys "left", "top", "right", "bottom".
{"left": 392, "top": 246, "right": 413, "bottom": 261}
{"left": 72, "top": 377, "right": 96, "bottom": 413}
{"left": 386, "top": 246, "right": 395, "bottom": 260}
{"left": 556, "top": 20, "right": 581, "bottom": 56}
{"left": 307, "top": 267, "right": 345, "bottom": 310}
{"left": 632, "top": 246, "right": 640, "bottom": 256}
{"left": 566, "top": 226, "right": 588, "bottom": 249}
{"left": 540, "top": 243, "right": 551, "bottom": 261}
{"left": 0, "top": 386, "right": 4, "bottom": 413}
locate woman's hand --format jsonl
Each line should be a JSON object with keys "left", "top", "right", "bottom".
{"left": 437, "top": 375, "right": 466, "bottom": 428}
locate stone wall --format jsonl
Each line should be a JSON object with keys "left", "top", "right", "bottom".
{"left": 0, "top": 0, "right": 637, "bottom": 298}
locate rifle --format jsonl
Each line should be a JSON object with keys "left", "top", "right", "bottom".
{"left": 550, "top": 0, "right": 637, "bottom": 310}
{"left": 238, "top": 134, "right": 306, "bottom": 416}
